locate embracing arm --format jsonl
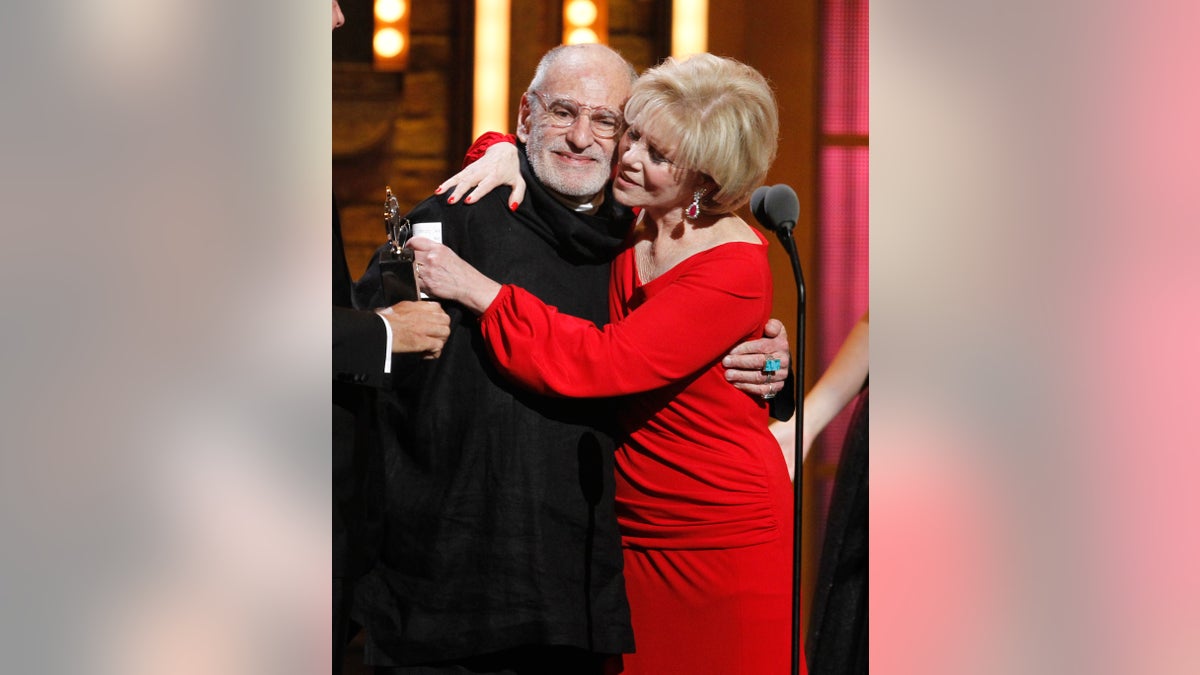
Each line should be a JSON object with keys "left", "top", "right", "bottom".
{"left": 435, "top": 133, "right": 524, "bottom": 208}
{"left": 412, "top": 238, "right": 770, "bottom": 398}
{"left": 483, "top": 285, "right": 766, "bottom": 397}
{"left": 430, "top": 133, "right": 786, "bottom": 402}
{"left": 724, "top": 319, "right": 794, "bottom": 419}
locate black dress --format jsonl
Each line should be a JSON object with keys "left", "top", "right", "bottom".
{"left": 806, "top": 386, "right": 868, "bottom": 675}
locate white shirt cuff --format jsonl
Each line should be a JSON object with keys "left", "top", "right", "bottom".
{"left": 378, "top": 312, "right": 393, "bottom": 374}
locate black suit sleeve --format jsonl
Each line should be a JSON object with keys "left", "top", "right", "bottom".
{"left": 333, "top": 306, "right": 388, "bottom": 389}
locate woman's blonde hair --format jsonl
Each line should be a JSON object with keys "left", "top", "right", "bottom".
{"left": 624, "top": 53, "right": 779, "bottom": 214}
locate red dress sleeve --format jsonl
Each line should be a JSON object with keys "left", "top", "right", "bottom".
{"left": 462, "top": 131, "right": 517, "bottom": 168}
{"left": 477, "top": 242, "right": 771, "bottom": 398}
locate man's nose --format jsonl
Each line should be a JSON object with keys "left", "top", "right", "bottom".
{"left": 564, "top": 114, "right": 596, "bottom": 147}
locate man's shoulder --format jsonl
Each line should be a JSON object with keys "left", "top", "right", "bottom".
{"left": 406, "top": 190, "right": 514, "bottom": 226}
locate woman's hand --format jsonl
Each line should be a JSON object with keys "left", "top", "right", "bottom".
{"left": 408, "top": 237, "right": 503, "bottom": 315}
{"left": 435, "top": 141, "right": 526, "bottom": 210}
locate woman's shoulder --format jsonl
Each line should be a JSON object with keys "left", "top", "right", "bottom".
{"left": 703, "top": 216, "right": 769, "bottom": 259}
{"left": 721, "top": 215, "right": 768, "bottom": 245}
{"left": 679, "top": 230, "right": 771, "bottom": 283}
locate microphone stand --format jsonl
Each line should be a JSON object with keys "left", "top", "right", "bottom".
{"left": 752, "top": 182, "right": 806, "bottom": 674}
{"left": 776, "top": 226, "right": 806, "bottom": 675}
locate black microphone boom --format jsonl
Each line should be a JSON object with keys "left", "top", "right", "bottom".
{"left": 752, "top": 183, "right": 806, "bottom": 675}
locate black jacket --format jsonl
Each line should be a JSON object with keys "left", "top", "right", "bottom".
{"left": 352, "top": 147, "right": 636, "bottom": 665}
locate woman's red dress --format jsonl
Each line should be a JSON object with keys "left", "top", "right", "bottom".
{"left": 478, "top": 228, "right": 801, "bottom": 674}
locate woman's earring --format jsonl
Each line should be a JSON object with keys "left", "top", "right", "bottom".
{"left": 686, "top": 188, "right": 706, "bottom": 220}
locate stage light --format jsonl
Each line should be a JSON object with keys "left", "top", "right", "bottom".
{"left": 565, "top": 0, "right": 598, "bottom": 26}
{"left": 562, "top": 0, "right": 607, "bottom": 45}
{"left": 375, "top": 0, "right": 407, "bottom": 23}
{"left": 374, "top": 0, "right": 410, "bottom": 71}
{"left": 671, "top": 0, "right": 708, "bottom": 57}
{"left": 374, "top": 28, "right": 405, "bottom": 59}
{"left": 473, "top": 0, "right": 511, "bottom": 138}
{"left": 567, "top": 28, "right": 599, "bottom": 45}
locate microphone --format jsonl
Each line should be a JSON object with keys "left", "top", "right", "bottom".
{"left": 751, "top": 185, "right": 770, "bottom": 228}
{"left": 758, "top": 184, "right": 800, "bottom": 236}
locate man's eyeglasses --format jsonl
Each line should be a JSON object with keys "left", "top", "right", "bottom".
{"left": 529, "top": 90, "right": 624, "bottom": 139}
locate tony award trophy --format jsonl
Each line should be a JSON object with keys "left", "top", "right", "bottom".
{"left": 378, "top": 186, "right": 419, "bottom": 304}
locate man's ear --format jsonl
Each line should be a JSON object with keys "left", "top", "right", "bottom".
{"left": 515, "top": 93, "right": 532, "bottom": 143}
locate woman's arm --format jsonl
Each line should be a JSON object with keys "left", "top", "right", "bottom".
{"left": 772, "top": 311, "right": 869, "bottom": 477}
{"left": 435, "top": 133, "right": 524, "bottom": 209}
{"left": 411, "top": 238, "right": 771, "bottom": 398}
{"left": 803, "top": 311, "right": 869, "bottom": 454}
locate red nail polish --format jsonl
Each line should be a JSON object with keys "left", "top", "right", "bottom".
{"left": 434, "top": 186, "right": 444, "bottom": 194}
{"left": 510, "top": 202, "right": 519, "bottom": 211}
{"left": 446, "top": 196, "right": 456, "bottom": 204}
{"left": 465, "top": 196, "right": 474, "bottom": 204}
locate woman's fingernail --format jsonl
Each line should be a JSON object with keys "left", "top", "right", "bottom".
{"left": 465, "top": 196, "right": 474, "bottom": 204}
{"left": 510, "top": 202, "right": 519, "bottom": 211}
{"left": 434, "top": 186, "right": 444, "bottom": 194}
{"left": 446, "top": 196, "right": 456, "bottom": 204}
